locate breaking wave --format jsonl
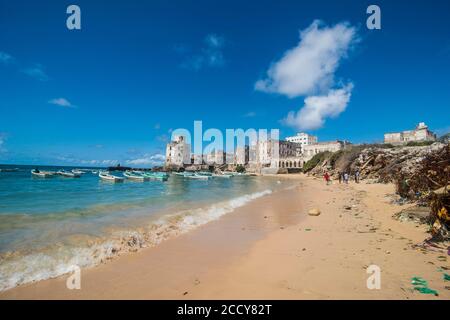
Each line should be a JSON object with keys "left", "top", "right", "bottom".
{"left": 0, "top": 189, "right": 272, "bottom": 291}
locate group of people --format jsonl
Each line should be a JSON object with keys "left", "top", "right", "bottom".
{"left": 323, "top": 170, "right": 360, "bottom": 185}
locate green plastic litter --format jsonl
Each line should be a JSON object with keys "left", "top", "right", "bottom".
{"left": 411, "top": 277, "right": 439, "bottom": 296}
{"left": 414, "top": 286, "right": 439, "bottom": 296}
{"left": 411, "top": 277, "right": 428, "bottom": 286}
{"left": 444, "top": 273, "right": 450, "bottom": 281}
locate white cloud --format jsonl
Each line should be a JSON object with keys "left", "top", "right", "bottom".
{"left": 22, "top": 64, "right": 49, "bottom": 81}
{"left": 255, "top": 20, "right": 358, "bottom": 130}
{"left": 0, "top": 52, "right": 14, "bottom": 65}
{"left": 283, "top": 84, "right": 353, "bottom": 131}
{"left": 255, "top": 20, "right": 356, "bottom": 98}
{"left": 181, "top": 34, "right": 225, "bottom": 70}
{"left": 126, "top": 154, "right": 165, "bottom": 166}
{"left": 243, "top": 111, "right": 257, "bottom": 118}
{"left": 48, "top": 98, "right": 75, "bottom": 108}
{"left": 205, "top": 34, "right": 225, "bottom": 48}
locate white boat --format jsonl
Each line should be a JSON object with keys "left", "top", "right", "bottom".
{"left": 187, "top": 174, "right": 210, "bottom": 180}
{"left": 31, "top": 169, "right": 56, "bottom": 178}
{"left": 197, "top": 171, "right": 212, "bottom": 176}
{"left": 57, "top": 170, "right": 81, "bottom": 178}
{"left": 142, "top": 172, "right": 169, "bottom": 181}
{"left": 72, "top": 169, "right": 84, "bottom": 175}
{"left": 173, "top": 171, "right": 191, "bottom": 176}
{"left": 99, "top": 171, "right": 124, "bottom": 183}
{"left": 212, "top": 173, "right": 232, "bottom": 178}
{"left": 123, "top": 171, "right": 149, "bottom": 182}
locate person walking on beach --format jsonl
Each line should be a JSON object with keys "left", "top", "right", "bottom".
{"left": 344, "top": 172, "right": 349, "bottom": 184}
{"left": 355, "top": 170, "right": 360, "bottom": 183}
{"left": 323, "top": 172, "right": 331, "bottom": 185}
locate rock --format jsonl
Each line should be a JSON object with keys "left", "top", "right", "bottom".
{"left": 308, "top": 208, "right": 321, "bottom": 216}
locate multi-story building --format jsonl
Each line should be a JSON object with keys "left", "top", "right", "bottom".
{"left": 205, "top": 149, "right": 226, "bottom": 165}
{"left": 165, "top": 136, "right": 191, "bottom": 166}
{"left": 286, "top": 132, "right": 318, "bottom": 153}
{"left": 256, "top": 139, "right": 303, "bottom": 170}
{"left": 303, "top": 141, "right": 347, "bottom": 161}
{"left": 235, "top": 146, "right": 249, "bottom": 165}
{"left": 384, "top": 122, "right": 436, "bottom": 145}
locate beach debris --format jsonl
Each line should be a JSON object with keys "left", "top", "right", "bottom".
{"left": 411, "top": 277, "right": 439, "bottom": 296}
{"left": 183, "top": 291, "right": 188, "bottom": 296}
{"left": 443, "top": 273, "right": 450, "bottom": 281}
{"left": 393, "top": 206, "right": 429, "bottom": 224}
{"left": 308, "top": 208, "right": 321, "bottom": 216}
{"left": 305, "top": 228, "right": 312, "bottom": 231}
{"left": 344, "top": 205, "right": 352, "bottom": 210}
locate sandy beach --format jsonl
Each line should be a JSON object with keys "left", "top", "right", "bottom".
{"left": 1, "top": 174, "right": 449, "bottom": 300}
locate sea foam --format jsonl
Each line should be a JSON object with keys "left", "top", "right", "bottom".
{"left": 0, "top": 189, "right": 272, "bottom": 291}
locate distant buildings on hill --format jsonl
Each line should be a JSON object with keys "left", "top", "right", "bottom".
{"left": 384, "top": 122, "right": 436, "bottom": 145}
{"left": 286, "top": 132, "right": 318, "bottom": 153}
{"left": 165, "top": 131, "right": 348, "bottom": 173}
{"left": 164, "top": 121, "right": 438, "bottom": 172}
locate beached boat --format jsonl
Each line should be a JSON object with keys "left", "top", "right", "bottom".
{"left": 57, "top": 170, "right": 81, "bottom": 178}
{"left": 72, "top": 169, "right": 85, "bottom": 175}
{"left": 31, "top": 169, "right": 56, "bottom": 178}
{"left": 123, "top": 171, "right": 149, "bottom": 182}
{"left": 99, "top": 171, "right": 124, "bottom": 183}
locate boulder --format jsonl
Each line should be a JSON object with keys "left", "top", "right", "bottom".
{"left": 308, "top": 208, "right": 321, "bottom": 216}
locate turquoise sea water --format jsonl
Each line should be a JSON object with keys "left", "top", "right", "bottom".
{"left": 0, "top": 164, "right": 290, "bottom": 291}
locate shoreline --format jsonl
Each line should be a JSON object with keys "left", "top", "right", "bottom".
{"left": 1, "top": 174, "right": 449, "bottom": 299}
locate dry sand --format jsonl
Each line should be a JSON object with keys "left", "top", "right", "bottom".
{"left": 1, "top": 175, "right": 449, "bottom": 299}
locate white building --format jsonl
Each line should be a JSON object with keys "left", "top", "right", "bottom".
{"left": 205, "top": 149, "right": 226, "bottom": 165}
{"left": 384, "top": 122, "right": 436, "bottom": 145}
{"left": 165, "top": 136, "right": 191, "bottom": 166}
{"left": 235, "top": 146, "right": 249, "bottom": 165}
{"left": 303, "top": 141, "right": 347, "bottom": 161}
{"left": 286, "top": 132, "right": 318, "bottom": 153}
{"left": 256, "top": 139, "right": 303, "bottom": 170}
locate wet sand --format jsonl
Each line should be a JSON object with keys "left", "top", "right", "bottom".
{"left": 1, "top": 175, "right": 449, "bottom": 299}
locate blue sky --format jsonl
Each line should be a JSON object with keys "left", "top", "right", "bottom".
{"left": 0, "top": 0, "right": 449, "bottom": 167}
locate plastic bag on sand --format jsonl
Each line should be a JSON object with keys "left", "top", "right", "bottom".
{"left": 411, "top": 277, "right": 439, "bottom": 296}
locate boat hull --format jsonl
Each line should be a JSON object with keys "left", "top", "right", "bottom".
{"left": 99, "top": 172, "right": 124, "bottom": 183}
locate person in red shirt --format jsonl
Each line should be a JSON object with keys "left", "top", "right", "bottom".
{"left": 323, "top": 172, "right": 331, "bottom": 185}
